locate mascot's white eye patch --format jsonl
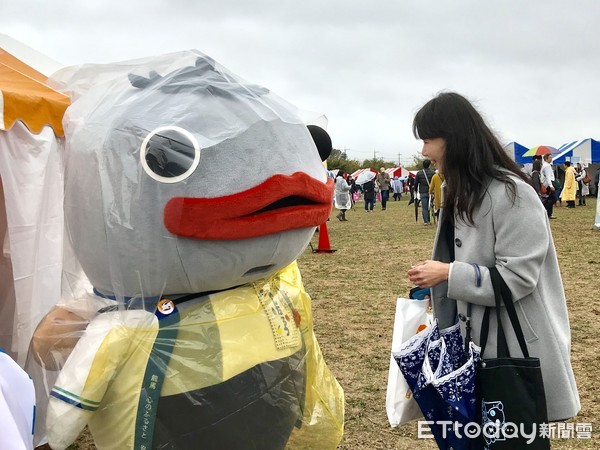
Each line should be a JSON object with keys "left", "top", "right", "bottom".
{"left": 140, "top": 126, "right": 200, "bottom": 183}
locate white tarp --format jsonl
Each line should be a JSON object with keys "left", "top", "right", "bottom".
{"left": 0, "top": 121, "right": 64, "bottom": 366}
{"left": 0, "top": 35, "right": 65, "bottom": 366}
{"left": 0, "top": 349, "right": 36, "bottom": 449}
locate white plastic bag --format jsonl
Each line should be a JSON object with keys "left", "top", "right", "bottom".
{"left": 385, "top": 297, "right": 432, "bottom": 427}
{"left": 0, "top": 350, "right": 35, "bottom": 450}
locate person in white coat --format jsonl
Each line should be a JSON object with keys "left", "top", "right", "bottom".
{"left": 407, "top": 92, "right": 580, "bottom": 422}
{"left": 334, "top": 172, "right": 351, "bottom": 221}
{"left": 575, "top": 162, "right": 589, "bottom": 206}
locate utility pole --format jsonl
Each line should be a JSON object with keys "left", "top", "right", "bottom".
{"left": 373, "top": 150, "right": 379, "bottom": 160}
{"left": 398, "top": 153, "right": 402, "bottom": 166}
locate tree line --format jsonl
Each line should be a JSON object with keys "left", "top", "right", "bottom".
{"left": 327, "top": 148, "right": 427, "bottom": 174}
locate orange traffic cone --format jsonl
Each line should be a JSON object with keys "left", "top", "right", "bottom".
{"left": 312, "top": 222, "right": 336, "bottom": 253}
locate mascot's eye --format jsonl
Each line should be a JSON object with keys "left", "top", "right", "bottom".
{"left": 140, "top": 126, "right": 200, "bottom": 183}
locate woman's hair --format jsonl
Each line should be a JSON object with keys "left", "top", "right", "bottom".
{"left": 412, "top": 92, "right": 530, "bottom": 224}
{"left": 532, "top": 159, "right": 542, "bottom": 172}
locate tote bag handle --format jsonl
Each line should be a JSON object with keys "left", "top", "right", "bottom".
{"left": 479, "top": 267, "right": 530, "bottom": 358}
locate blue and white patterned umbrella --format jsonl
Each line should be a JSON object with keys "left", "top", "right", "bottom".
{"left": 394, "top": 320, "right": 481, "bottom": 450}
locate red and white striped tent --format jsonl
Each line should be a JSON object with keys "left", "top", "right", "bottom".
{"left": 351, "top": 167, "right": 377, "bottom": 179}
{"left": 385, "top": 167, "right": 410, "bottom": 178}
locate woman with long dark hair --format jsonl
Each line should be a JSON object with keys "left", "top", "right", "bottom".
{"left": 407, "top": 92, "right": 579, "bottom": 422}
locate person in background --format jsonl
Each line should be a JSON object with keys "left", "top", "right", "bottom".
{"left": 429, "top": 170, "right": 444, "bottom": 224}
{"left": 334, "top": 172, "right": 351, "bottom": 221}
{"left": 561, "top": 161, "right": 577, "bottom": 208}
{"left": 520, "top": 154, "right": 543, "bottom": 177}
{"left": 363, "top": 178, "right": 375, "bottom": 212}
{"left": 540, "top": 152, "right": 557, "bottom": 218}
{"left": 348, "top": 175, "right": 359, "bottom": 209}
{"left": 392, "top": 176, "right": 404, "bottom": 201}
{"left": 376, "top": 167, "right": 390, "bottom": 210}
{"left": 414, "top": 159, "right": 436, "bottom": 225}
{"left": 407, "top": 175, "right": 416, "bottom": 205}
{"left": 531, "top": 159, "right": 544, "bottom": 195}
{"left": 407, "top": 91, "right": 580, "bottom": 423}
{"left": 575, "top": 162, "right": 588, "bottom": 206}
{"left": 531, "top": 158, "right": 552, "bottom": 212}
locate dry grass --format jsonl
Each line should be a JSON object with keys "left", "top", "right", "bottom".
{"left": 62, "top": 196, "right": 599, "bottom": 449}
{"left": 301, "top": 196, "right": 600, "bottom": 449}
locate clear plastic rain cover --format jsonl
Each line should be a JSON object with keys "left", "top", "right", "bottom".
{"left": 30, "top": 50, "right": 343, "bottom": 449}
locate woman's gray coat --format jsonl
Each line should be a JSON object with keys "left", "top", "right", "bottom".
{"left": 431, "top": 174, "right": 580, "bottom": 421}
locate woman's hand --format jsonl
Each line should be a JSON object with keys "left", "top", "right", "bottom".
{"left": 407, "top": 260, "right": 450, "bottom": 288}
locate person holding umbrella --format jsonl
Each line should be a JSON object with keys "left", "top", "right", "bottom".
{"left": 363, "top": 179, "right": 375, "bottom": 212}
{"left": 407, "top": 92, "right": 580, "bottom": 430}
{"left": 540, "top": 153, "right": 557, "bottom": 218}
{"left": 355, "top": 170, "right": 377, "bottom": 212}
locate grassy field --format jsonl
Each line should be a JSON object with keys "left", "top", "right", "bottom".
{"left": 299, "top": 195, "right": 599, "bottom": 449}
{"left": 64, "top": 195, "right": 599, "bottom": 449}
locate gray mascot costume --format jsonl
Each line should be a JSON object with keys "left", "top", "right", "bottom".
{"left": 36, "top": 51, "right": 344, "bottom": 449}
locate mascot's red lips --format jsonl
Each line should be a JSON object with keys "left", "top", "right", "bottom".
{"left": 164, "top": 172, "right": 334, "bottom": 240}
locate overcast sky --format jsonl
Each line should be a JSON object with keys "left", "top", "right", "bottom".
{"left": 2, "top": 1, "right": 599, "bottom": 165}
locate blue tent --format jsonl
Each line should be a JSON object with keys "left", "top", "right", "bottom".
{"left": 554, "top": 138, "right": 600, "bottom": 164}
{"left": 504, "top": 142, "right": 529, "bottom": 165}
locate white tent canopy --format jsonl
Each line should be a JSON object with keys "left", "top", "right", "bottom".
{"left": 0, "top": 34, "right": 66, "bottom": 366}
{"left": 0, "top": 34, "right": 62, "bottom": 77}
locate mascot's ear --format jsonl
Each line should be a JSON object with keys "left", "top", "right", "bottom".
{"left": 195, "top": 56, "right": 217, "bottom": 71}
{"left": 128, "top": 70, "right": 162, "bottom": 89}
{"left": 307, "top": 125, "right": 332, "bottom": 161}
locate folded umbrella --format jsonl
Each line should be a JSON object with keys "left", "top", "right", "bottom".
{"left": 394, "top": 320, "right": 481, "bottom": 450}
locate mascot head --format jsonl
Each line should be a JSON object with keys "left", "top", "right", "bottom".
{"left": 60, "top": 52, "right": 333, "bottom": 300}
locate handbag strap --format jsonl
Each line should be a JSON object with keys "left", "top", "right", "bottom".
{"left": 422, "top": 169, "right": 430, "bottom": 186}
{"left": 480, "top": 267, "right": 530, "bottom": 358}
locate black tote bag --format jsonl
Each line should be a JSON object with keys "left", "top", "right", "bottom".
{"left": 475, "top": 267, "right": 550, "bottom": 449}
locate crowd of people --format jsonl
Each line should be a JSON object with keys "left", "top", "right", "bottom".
{"left": 334, "top": 151, "right": 596, "bottom": 225}
{"left": 530, "top": 152, "right": 595, "bottom": 218}
{"left": 334, "top": 167, "right": 425, "bottom": 218}
{"left": 333, "top": 163, "right": 451, "bottom": 226}
{"left": 334, "top": 167, "right": 402, "bottom": 218}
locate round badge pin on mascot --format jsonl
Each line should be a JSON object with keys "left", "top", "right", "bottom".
{"left": 40, "top": 51, "right": 344, "bottom": 450}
